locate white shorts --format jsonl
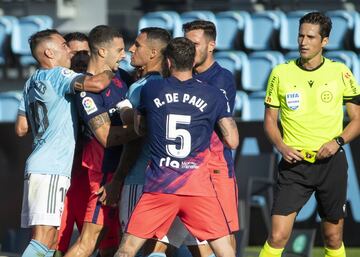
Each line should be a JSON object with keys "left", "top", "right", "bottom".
{"left": 119, "top": 184, "right": 207, "bottom": 248}
{"left": 21, "top": 173, "right": 70, "bottom": 228}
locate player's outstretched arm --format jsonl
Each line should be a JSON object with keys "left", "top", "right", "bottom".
{"left": 88, "top": 112, "right": 138, "bottom": 148}
{"left": 217, "top": 117, "right": 239, "bottom": 150}
{"left": 264, "top": 107, "right": 302, "bottom": 163}
{"left": 15, "top": 114, "right": 28, "bottom": 137}
{"left": 97, "top": 138, "right": 144, "bottom": 206}
{"left": 73, "top": 70, "right": 114, "bottom": 93}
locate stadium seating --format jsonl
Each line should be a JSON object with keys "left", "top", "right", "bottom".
{"left": 241, "top": 51, "right": 284, "bottom": 92}
{"left": 180, "top": 10, "right": 217, "bottom": 27}
{"left": 215, "top": 11, "right": 247, "bottom": 50}
{"left": 138, "top": 11, "right": 183, "bottom": 37}
{"left": 214, "top": 50, "right": 246, "bottom": 78}
{"left": 0, "top": 16, "right": 17, "bottom": 67}
{"left": 279, "top": 10, "right": 309, "bottom": 51}
{"left": 233, "top": 90, "right": 250, "bottom": 118}
{"left": 11, "top": 15, "right": 53, "bottom": 66}
{"left": 325, "top": 10, "right": 355, "bottom": 50}
{"left": 324, "top": 50, "right": 360, "bottom": 81}
{"left": 119, "top": 51, "right": 135, "bottom": 73}
{"left": 235, "top": 153, "right": 276, "bottom": 256}
{"left": 0, "top": 91, "right": 22, "bottom": 122}
{"left": 243, "top": 11, "right": 281, "bottom": 51}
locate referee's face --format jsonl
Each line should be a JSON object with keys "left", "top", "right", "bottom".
{"left": 298, "top": 23, "right": 328, "bottom": 62}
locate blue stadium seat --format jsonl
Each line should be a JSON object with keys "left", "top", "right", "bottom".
{"left": 214, "top": 51, "right": 246, "bottom": 76}
{"left": 279, "top": 10, "right": 309, "bottom": 51}
{"left": 215, "top": 11, "right": 247, "bottom": 50}
{"left": 119, "top": 51, "right": 134, "bottom": 73}
{"left": 353, "top": 12, "right": 360, "bottom": 50}
{"left": 325, "top": 51, "right": 360, "bottom": 81}
{"left": 138, "top": 11, "right": 183, "bottom": 37}
{"left": 284, "top": 51, "right": 300, "bottom": 61}
{"left": 0, "top": 16, "right": 17, "bottom": 66}
{"left": 242, "top": 51, "right": 284, "bottom": 92}
{"left": 242, "top": 91, "right": 266, "bottom": 121}
{"left": 243, "top": 11, "right": 282, "bottom": 50}
{"left": 180, "top": 11, "right": 217, "bottom": 26}
{"left": 325, "top": 10, "right": 355, "bottom": 50}
{"left": 234, "top": 90, "right": 250, "bottom": 118}
{"left": 0, "top": 91, "right": 22, "bottom": 122}
{"left": 11, "top": 15, "right": 53, "bottom": 66}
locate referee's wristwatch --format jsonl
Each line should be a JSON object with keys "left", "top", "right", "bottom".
{"left": 335, "top": 136, "right": 345, "bottom": 146}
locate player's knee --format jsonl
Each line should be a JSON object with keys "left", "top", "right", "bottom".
{"left": 269, "top": 230, "right": 291, "bottom": 247}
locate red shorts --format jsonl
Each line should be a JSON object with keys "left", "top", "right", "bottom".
{"left": 126, "top": 193, "right": 231, "bottom": 241}
{"left": 208, "top": 152, "right": 239, "bottom": 232}
{"left": 84, "top": 168, "right": 120, "bottom": 248}
{"left": 57, "top": 168, "right": 120, "bottom": 251}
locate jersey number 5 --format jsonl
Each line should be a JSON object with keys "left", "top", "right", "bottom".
{"left": 166, "top": 114, "right": 191, "bottom": 158}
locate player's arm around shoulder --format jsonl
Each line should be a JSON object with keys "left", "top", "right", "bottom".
{"left": 217, "top": 117, "right": 239, "bottom": 150}
{"left": 73, "top": 70, "right": 114, "bottom": 93}
{"left": 134, "top": 110, "right": 146, "bottom": 136}
{"left": 15, "top": 114, "right": 28, "bottom": 137}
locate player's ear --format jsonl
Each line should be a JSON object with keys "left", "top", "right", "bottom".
{"left": 98, "top": 47, "right": 106, "bottom": 58}
{"left": 208, "top": 40, "right": 216, "bottom": 52}
{"left": 321, "top": 36, "right": 329, "bottom": 48}
{"left": 150, "top": 48, "right": 157, "bottom": 59}
{"left": 166, "top": 57, "right": 172, "bottom": 70}
{"left": 44, "top": 48, "right": 54, "bottom": 59}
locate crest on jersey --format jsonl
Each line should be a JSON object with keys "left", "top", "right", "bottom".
{"left": 61, "top": 68, "right": 75, "bottom": 77}
{"left": 82, "top": 97, "right": 98, "bottom": 115}
{"left": 321, "top": 91, "right": 333, "bottom": 103}
{"left": 286, "top": 92, "right": 300, "bottom": 110}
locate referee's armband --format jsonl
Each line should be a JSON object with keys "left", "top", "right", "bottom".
{"left": 344, "top": 94, "right": 360, "bottom": 105}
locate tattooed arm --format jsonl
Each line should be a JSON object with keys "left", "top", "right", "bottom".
{"left": 88, "top": 112, "right": 137, "bottom": 148}
{"left": 217, "top": 117, "right": 239, "bottom": 149}
{"left": 73, "top": 70, "right": 114, "bottom": 93}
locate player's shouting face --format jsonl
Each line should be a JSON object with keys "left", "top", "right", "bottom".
{"left": 298, "top": 23, "right": 328, "bottom": 62}
{"left": 105, "top": 37, "right": 126, "bottom": 72}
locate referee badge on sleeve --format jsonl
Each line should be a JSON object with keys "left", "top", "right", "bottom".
{"left": 82, "top": 97, "right": 98, "bottom": 115}
{"left": 286, "top": 92, "right": 300, "bottom": 110}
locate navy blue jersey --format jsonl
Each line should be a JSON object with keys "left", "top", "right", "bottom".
{"left": 138, "top": 76, "right": 231, "bottom": 196}
{"left": 194, "top": 61, "right": 236, "bottom": 178}
{"left": 194, "top": 61, "right": 236, "bottom": 113}
{"left": 76, "top": 69, "right": 129, "bottom": 173}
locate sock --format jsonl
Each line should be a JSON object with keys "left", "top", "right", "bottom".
{"left": 22, "top": 239, "right": 49, "bottom": 257}
{"left": 146, "top": 253, "right": 166, "bottom": 257}
{"left": 45, "top": 249, "right": 55, "bottom": 257}
{"left": 325, "top": 242, "right": 346, "bottom": 257}
{"left": 259, "top": 241, "right": 284, "bottom": 257}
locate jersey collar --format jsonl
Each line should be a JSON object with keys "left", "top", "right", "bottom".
{"left": 296, "top": 57, "right": 325, "bottom": 72}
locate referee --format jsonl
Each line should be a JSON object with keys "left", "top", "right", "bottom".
{"left": 259, "top": 12, "right": 360, "bottom": 257}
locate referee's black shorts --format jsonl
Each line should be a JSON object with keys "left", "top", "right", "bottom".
{"left": 272, "top": 148, "right": 348, "bottom": 221}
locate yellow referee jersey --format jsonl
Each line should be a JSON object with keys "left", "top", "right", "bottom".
{"left": 265, "top": 57, "right": 360, "bottom": 151}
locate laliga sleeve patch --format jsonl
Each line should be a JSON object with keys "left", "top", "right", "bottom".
{"left": 82, "top": 97, "right": 98, "bottom": 115}
{"left": 61, "top": 68, "right": 75, "bottom": 77}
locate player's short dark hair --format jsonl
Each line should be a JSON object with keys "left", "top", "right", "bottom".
{"left": 140, "top": 27, "right": 171, "bottom": 46}
{"left": 29, "top": 29, "right": 62, "bottom": 62}
{"left": 164, "top": 37, "right": 195, "bottom": 71}
{"left": 88, "top": 25, "right": 123, "bottom": 54}
{"left": 64, "top": 32, "right": 89, "bottom": 44}
{"left": 299, "top": 12, "right": 332, "bottom": 39}
{"left": 182, "top": 20, "right": 216, "bottom": 41}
